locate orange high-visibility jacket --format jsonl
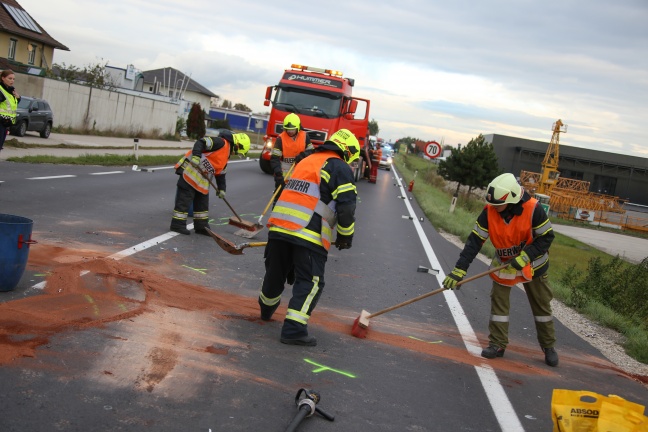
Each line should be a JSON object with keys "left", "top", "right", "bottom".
{"left": 487, "top": 197, "right": 548, "bottom": 285}
{"left": 268, "top": 150, "right": 340, "bottom": 251}
{"left": 174, "top": 138, "right": 230, "bottom": 194}
{"left": 277, "top": 130, "right": 308, "bottom": 175}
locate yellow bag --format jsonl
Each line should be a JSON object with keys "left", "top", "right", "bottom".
{"left": 552, "top": 389, "right": 646, "bottom": 432}
{"left": 598, "top": 400, "right": 648, "bottom": 432}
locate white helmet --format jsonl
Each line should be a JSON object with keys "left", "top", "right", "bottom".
{"left": 486, "top": 173, "right": 522, "bottom": 206}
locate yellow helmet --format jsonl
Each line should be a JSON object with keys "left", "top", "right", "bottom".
{"left": 283, "top": 113, "right": 301, "bottom": 130}
{"left": 233, "top": 133, "right": 250, "bottom": 156}
{"left": 486, "top": 173, "right": 522, "bottom": 206}
{"left": 328, "top": 129, "right": 359, "bottom": 164}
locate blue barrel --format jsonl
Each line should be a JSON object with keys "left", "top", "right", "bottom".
{"left": 0, "top": 214, "right": 35, "bottom": 292}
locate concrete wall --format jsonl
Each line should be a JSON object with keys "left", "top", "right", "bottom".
{"left": 14, "top": 74, "right": 177, "bottom": 135}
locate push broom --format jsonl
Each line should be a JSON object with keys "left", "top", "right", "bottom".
{"left": 186, "top": 160, "right": 261, "bottom": 233}
{"left": 351, "top": 264, "right": 508, "bottom": 338}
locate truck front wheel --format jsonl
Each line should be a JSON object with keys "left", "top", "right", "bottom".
{"left": 259, "top": 157, "right": 273, "bottom": 175}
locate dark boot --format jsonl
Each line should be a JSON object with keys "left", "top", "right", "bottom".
{"left": 481, "top": 344, "right": 505, "bottom": 359}
{"left": 194, "top": 224, "right": 212, "bottom": 236}
{"left": 280, "top": 320, "right": 316, "bottom": 346}
{"left": 170, "top": 223, "right": 190, "bottom": 235}
{"left": 259, "top": 298, "right": 280, "bottom": 321}
{"left": 542, "top": 347, "right": 559, "bottom": 367}
{"left": 280, "top": 335, "right": 317, "bottom": 346}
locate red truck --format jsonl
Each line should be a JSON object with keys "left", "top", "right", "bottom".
{"left": 259, "top": 64, "right": 371, "bottom": 181}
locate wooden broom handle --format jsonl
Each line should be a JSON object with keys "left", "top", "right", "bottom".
{"left": 368, "top": 264, "right": 509, "bottom": 319}
{"left": 259, "top": 163, "right": 295, "bottom": 218}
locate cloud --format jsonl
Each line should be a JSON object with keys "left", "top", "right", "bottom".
{"left": 19, "top": 0, "right": 648, "bottom": 157}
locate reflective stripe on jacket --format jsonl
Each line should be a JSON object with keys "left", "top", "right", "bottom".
{"left": 0, "top": 86, "right": 17, "bottom": 123}
{"left": 174, "top": 137, "right": 230, "bottom": 194}
{"left": 487, "top": 197, "right": 548, "bottom": 286}
{"left": 268, "top": 150, "right": 340, "bottom": 251}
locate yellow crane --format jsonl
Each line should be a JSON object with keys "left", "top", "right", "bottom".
{"left": 537, "top": 119, "right": 566, "bottom": 194}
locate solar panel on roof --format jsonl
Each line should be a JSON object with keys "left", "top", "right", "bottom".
{"left": 2, "top": 4, "right": 42, "bottom": 34}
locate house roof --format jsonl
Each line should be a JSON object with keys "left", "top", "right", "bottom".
{"left": 0, "top": 0, "right": 69, "bottom": 51}
{"left": 142, "top": 67, "right": 217, "bottom": 98}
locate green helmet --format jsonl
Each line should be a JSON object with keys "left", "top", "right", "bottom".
{"left": 233, "top": 133, "right": 250, "bottom": 156}
{"left": 283, "top": 113, "right": 301, "bottom": 130}
{"left": 327, "top": 129, "right": 360, "bottom": 165}
{"left": 486, "top": 173, "right": 522, "bottom": 206}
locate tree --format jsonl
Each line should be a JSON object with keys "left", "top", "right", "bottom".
{"left": 175, "top": 117, "right": 186, "bottom": 136}
{"left": 48, "top": 60, "right": 117, "bottom": 90}
{"left": 437, "top": 134, "right": 500, "bottom": 196}
{"left": 186, "top": 102, "right": 205, "bottom": 139}
{"left": 368, "top": 119, "right": 380, "bottom": 136}
{"left": 233, "top": 103, "right": 252, "bottom": 112}
{"left": 394, "top": 136, "right": 425, "bottom": 154}
{"left": 221, "top": 99, "right": 232, "bottom": 109}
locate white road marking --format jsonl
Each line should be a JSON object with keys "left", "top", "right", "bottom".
{"left": 392, "top": 168, "right": 524, "bottom": 432}
{"left": 27, "top": 175, "right": 76, "bottom": 180}
{"left": 90, "top": 171, "right": 125, "bottom": 175}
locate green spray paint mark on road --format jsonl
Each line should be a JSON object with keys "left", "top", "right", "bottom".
{"left": 304, "top": 359, "right": 356, "bottom": 378}
{"left": 84, "top": 294, "right": 100, "bottom": 316}
{"left": 408, "top": 336, "right": 443, "bottom": 344}
{"left": 182, "top": 265, "right": 207, "bottom": 275}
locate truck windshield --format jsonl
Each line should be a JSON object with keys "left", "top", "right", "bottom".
{"left": 274, "top": 87, "right": 341, "bottom": 118}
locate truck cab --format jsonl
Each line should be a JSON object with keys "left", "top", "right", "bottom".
{"left": 260, "top": 64, "right": 370, "bottom": 181}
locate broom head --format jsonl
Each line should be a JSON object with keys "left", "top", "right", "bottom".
{"left": 351, "top": 310, "right": 371, "bottom": 338}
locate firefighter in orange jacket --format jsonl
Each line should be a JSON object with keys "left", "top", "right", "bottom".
{"left": 442, "top": 173, "right": 559, "bottom": 367}
{"left": 270, "top": 113, "right": 314, "bottom": 195}
{"left": 170, "top": 129, "right": 250, "bottom": 235}
{"left": 368, "top": 142, "right": 382, "bottom": 183}
{"left": 258, "top": 129, "right": 359, "bottom": 346}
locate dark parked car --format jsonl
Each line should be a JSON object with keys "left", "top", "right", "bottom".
{"left": 10, "top": 96, "right": 53, "bottom": 138}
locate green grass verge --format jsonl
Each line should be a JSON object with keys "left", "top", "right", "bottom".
{"left": 394, "top": 153, "right": 648, "bottom": 364}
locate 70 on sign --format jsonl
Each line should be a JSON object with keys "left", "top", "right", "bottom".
{"left": 424, "top": 141, "right": 442, "bottom": 159}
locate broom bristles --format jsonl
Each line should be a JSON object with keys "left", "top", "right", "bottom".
{"left": 351, "top": 316, "right": 368, "bottom": 338}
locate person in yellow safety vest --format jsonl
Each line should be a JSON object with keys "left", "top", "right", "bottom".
{"left": 0, "top": 69, "right": 20, "bottom": 152}
{"left": 270, "top": 113, "right": 314, "bottom": 196}
{"left": 368, "top": 142, "right": 382, "bottom": 183}
{"left": 258, "top": 128, "right": 359, "bottom": 346}
{"left": 169, "top": 129, "right": 250, "bottom": 236}
{"left": 442, "top": 173, "right": 559, "bottom": 366}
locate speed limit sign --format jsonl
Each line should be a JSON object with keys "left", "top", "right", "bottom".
{"left": 424, "top": 141, "right": 442, "bottom": 159}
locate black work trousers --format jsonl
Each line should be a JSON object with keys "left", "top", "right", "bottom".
{"left": 259, "top": 239, "right": 327, "bottom": 338}
{"left": 171, "top": 175, "right": 210, "bottom": 230}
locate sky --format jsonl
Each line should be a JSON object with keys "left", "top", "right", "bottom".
{"left": 19, "top": 0, "right": 648, "bottom": 158}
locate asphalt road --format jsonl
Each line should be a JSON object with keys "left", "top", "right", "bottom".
{"left": 0, "top": 159, "right": 646, "bottom": 431}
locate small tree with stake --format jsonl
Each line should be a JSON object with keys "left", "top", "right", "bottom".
{"left": 438, "top": 134, "right": 500, "bottom": 198}
{"left": 186, "top": 102, "right": 205, "bottom": 140}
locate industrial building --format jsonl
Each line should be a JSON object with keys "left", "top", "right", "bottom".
{"left": 484, "top": 134, "right": 648, "bottom": 206}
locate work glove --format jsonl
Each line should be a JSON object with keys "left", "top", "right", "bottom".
{"left": 443, "top": 267, "right": 467, "bottom": 290}
{"left": 190, "top": 155, "right": 201, "bottom": 167}
{"left": 217, "top": 190, "right": 226, "bottom": 199}
{"left": 335, "top": 236, "right": 352, "bottom": 250}
{"left": 509, "top": 251, "right": 530, "bottom": 271}
{"left": 274, "top": 173, "right": 284, "bottom": 189}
